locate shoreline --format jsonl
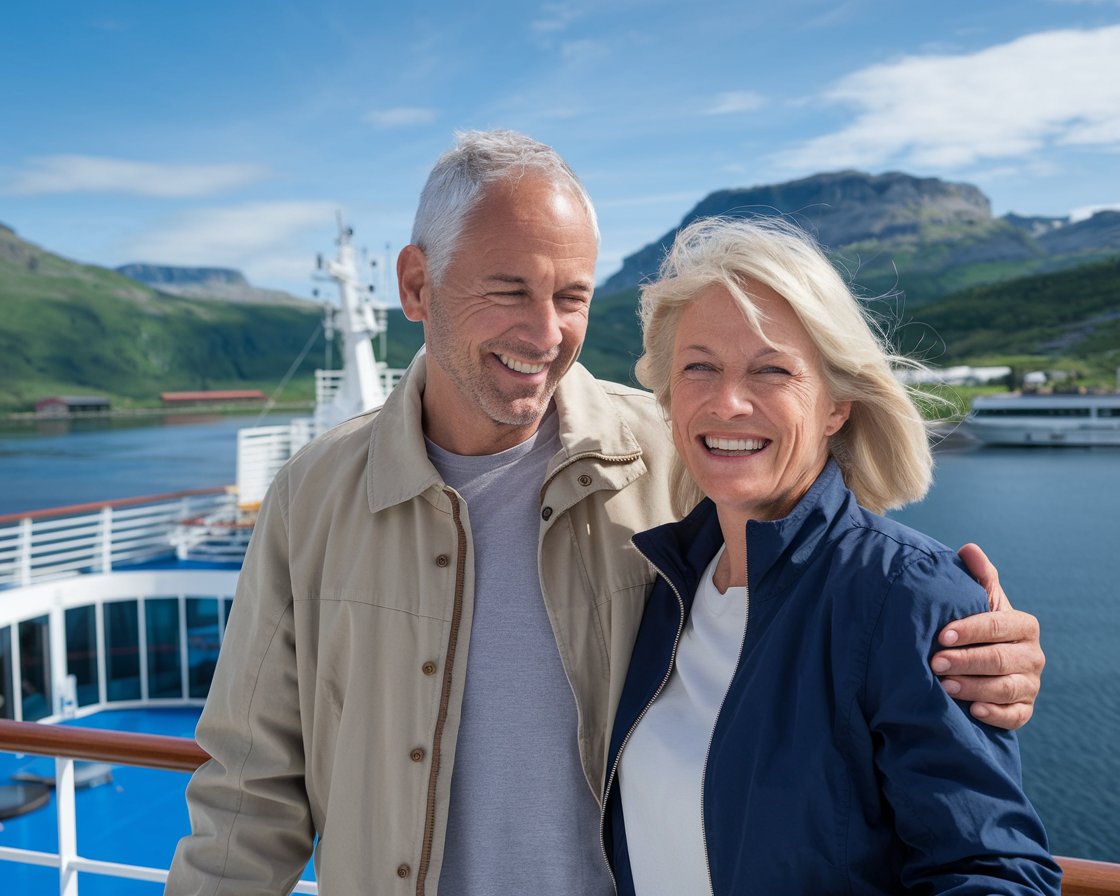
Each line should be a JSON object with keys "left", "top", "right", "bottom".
{"left": 1, "top": 400, "right": 314, "bottom": 425}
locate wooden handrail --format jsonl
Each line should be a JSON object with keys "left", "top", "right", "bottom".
{"left": 1060, "top": 857, "right": 1120, "bottom": 896}
{"left": 0, "top": 486, "right": 233, "bottom": 525}
{"left": 0, "top": 718, "right": 209, "bottom": 772}
{"left": 0, "top": 720, "right": 1117, "bottom": 893}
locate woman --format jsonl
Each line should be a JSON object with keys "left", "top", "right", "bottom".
{"left": 601, "top": 217, "right": 1060, "bottom": 895}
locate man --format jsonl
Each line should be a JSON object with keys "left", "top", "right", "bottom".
{"left": 166, "top": 130, "right": 1044, "bottom": 895}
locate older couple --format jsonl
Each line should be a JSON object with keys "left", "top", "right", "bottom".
{"left": 167, "top": 131, "right": 1053, "bottom": 895}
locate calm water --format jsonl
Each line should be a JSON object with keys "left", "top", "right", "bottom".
{"left": 891, "top": 442, "right": 1120, "bottom": 862}
{"left": 0, "top": 413, "right": 294, "bottom": 516}
{"left": 0, "top": 419, "right": 1117, "bottom": 861}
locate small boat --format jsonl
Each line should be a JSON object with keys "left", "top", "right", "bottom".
{"left": 964, "top": 393, "right": 1120, "bottom": 446}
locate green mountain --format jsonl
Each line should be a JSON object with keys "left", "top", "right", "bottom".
{"left": 0, "top": 223, "right": 433, "bottom": 413}
{"left": 2, "top": 184, "right": 1118, "bottom": 415}
{"left": 585, "top": 257, "right": 1120, "bottom": 391}
{"left": 601, "top": 171, "right": 1120, "bottom": 307}
{"left": 891, "top": 256, "right": 1120, "bottom": 377}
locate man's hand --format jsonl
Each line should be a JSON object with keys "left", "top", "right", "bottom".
{"left": 931, "top": 543, "right": 1044, "bottom": 730}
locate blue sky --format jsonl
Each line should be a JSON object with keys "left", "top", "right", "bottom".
{"left": 2, "top": 0, "right": 1119, "bottom": 301}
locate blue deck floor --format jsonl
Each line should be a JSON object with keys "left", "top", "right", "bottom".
{"left": 0, "top": 706, "right": 314, "bottom": 894}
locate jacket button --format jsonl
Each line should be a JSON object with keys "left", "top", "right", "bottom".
{"left": 541, "top": 507, "right": 553, "bottom": 520}
{"left": 397, "top": 863, "right": 411, "bottom": 879}
{"left": 577, "top": 474, "right": 592, "bottom": 486}
{"left": 435, "top": 554, "right": 450, "bottom": 567}
{"left": 410, "top": 747, "right": 426, "bottom": 763}
{"left": 422, "top": 661, "right": 437, "bottom": 675}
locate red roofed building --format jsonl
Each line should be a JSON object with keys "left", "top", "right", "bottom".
{"left": 160, "top": 390, "right": 266, "bottom": 405}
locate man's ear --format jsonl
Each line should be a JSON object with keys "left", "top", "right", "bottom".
{"left": 398, "top": 244, "right": 431, "bottom": 323}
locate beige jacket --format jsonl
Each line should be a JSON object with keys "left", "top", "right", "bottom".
{"left": 166, "top": 359, "right": 676, "bottom": 895}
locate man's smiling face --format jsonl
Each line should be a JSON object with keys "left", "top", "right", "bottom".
{"left": 406, "top": 172, "right": 598, "bottom": 455}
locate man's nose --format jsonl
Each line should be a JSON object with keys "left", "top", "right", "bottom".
{"left": 521, "top": 299, "right": 563, "bottom": 349}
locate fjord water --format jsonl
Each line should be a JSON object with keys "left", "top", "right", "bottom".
{"left": 890, "top": 442, "right": 1120, "bottom": 862}
{"left": 0, "top": 418, "right": 1117, "bottom": 861}
{"left": 0, "top": 413, "right": 294, "bottom": 516}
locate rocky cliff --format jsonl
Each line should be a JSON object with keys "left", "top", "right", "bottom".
{"left": 600, "top": 171, "right": 1120, "bottom": 298}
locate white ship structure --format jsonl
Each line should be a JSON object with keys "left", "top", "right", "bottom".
{"left": 964, "top": 393, "right": 1120, "bottom": 446}
{"left": 0, "top": 223, "right": 403, "bottom": 893}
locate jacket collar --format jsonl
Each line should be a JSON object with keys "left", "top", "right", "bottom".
{"left": 366, "top": 351, "right": 648, "bottom": 515}
{"left": 633, "top": 458, "right": 855, "bottom": 602}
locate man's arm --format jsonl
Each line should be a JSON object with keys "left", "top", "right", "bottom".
{"left": 930, "top": 543, "right": 1045, "bottom": 731}
{"left": 166, "top": 472, "right": 315, "bottom": 894}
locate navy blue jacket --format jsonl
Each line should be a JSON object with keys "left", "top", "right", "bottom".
{"left": 602, "top": 460, "right": 1060, "bottom": 895}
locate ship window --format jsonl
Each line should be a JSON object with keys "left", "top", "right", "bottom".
{"left": 0, "top": 626, "right": 13, "bottom": 721}
{"left": 19, "top": 616, "right": 51, "bottom": 721}
{"left": 186, "top": 598, "right": 220, "bottom": 699}
{"left": 1098, "top": 407, "right": 1120, "bottom": 418}
{"left": 65, "top": 605, "right": 100, "bottom": 707}
{"left": 146, "top": 598, "right": 182, "bottom": 699}
{"left": 106, "top": 600, "right": 142, "bottom": 701}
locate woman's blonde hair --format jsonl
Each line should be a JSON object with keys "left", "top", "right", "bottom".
{"left": 636, "top": 215, "right": 935, "bottom": 517}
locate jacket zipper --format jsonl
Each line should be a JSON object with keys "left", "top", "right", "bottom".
{"left": 598, "top": 555, "right": 687, "bottom": 893}
{"left": 702, "top": 546, "right": 750, "bottom": 896}
{"left": 415, "top": 490, "right": 469, "bottom": 896}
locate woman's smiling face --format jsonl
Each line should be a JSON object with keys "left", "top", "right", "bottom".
{"left": 669, "top": 281, "right": 851, "bottom": 525}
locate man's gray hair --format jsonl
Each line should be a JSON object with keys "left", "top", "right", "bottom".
{"left": 411, "top": 129, "right": 600, "bottom": 286}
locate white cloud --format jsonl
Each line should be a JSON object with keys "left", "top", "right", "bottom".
{"left": 121, "top": 201, "right": 339, "bottom": 285}
{"left": 778, "top": 26, "right": 1120, "bottom": 174}
{"left": 7, "top": 155, "right": 269, "bottom": 197}
{"left": 365, "top": 107, "right": 439, "bottom": 129}
{"left": 532, "top": 2, "right": 584, "bottom": 33}
{"left": 705, "top": 90, "right": 766, "bottom": 116}
{"left": 1069, "top": 202, "right": 1120, "bottom": 222}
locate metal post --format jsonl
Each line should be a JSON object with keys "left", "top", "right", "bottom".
{"left": 98, "top": 506, "right": 113, "bottom": 573}
{"left": 19, "top": 517, "right": 33, "bottom": 586}
{"left": 56, "top": 756, "right": 79, "bottom": 895}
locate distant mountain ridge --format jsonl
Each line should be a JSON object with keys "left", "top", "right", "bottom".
{"left": 0, "top": 225, "right": 336, "bottom": 411}
{"left": 601, "top": 170, "right": 1120, "bottom": 302}
{"left": 115, "top": 263, "right": 314, "bottom": 307}
{"left": 2, "top": 167, "right": 1118, "bottom": 412}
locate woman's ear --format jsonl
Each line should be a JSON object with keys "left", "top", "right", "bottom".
{"left": 825, "top": 399, "right": 852, "bottom": 437}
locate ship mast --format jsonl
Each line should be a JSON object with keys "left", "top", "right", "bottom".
{"left": 313, "top": 218, "right": 390, "bottom": 432}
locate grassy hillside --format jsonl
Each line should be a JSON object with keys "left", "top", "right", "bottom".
{"left": 889, "top": 256, "right": 1120, "bottom": 384}
{"left": 585, "top": 255, "right": 1120, "bottom": 391}
{"left": 0, "top": 225, "right": 434, "bottom": 413}
{"left": 2, "top": 220, "right": 1116, "bottom": 414}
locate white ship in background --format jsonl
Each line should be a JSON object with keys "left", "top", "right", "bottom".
{"left": 965, "top": 392, "right": 1120, "bottom": 446}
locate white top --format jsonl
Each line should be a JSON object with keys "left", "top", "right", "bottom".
{"left": 617, "top": 547, "right": 749, "bottom": 896}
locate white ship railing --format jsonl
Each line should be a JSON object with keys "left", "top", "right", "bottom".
{"left": 0, "top": 490, "right": 239, "bottom": 589}
{"left": 0, "top": 722, "right": 322, "bottom": 895}
{"left": 237, "top": 365, "right": 405, "bottom": 510}
{"left": 235, "top": 423, "right": 313, "bottom": 510}
{"left": 0, "top": 569, "right": 317, "bottom": 894}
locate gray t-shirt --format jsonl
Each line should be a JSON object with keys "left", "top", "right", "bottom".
{"left": 428, "top": 409, "right": 612, "bottom": 895}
